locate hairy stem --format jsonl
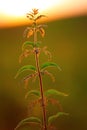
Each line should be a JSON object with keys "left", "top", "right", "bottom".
{"left": 34, "top": 27, "right": 47, "bottom": 130}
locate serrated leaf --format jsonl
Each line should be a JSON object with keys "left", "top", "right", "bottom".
{"left": 45, "top": 89, "right": 68, "bottom": 97}
{"left": 25, "top": 90, "right": 40, "bottom": 99}
{"left": 48, "top": 112, "right": 69, "bottom": 124}
{"left": 15, "top": 65, "right": 36, "bottom": 78}
{"left": 15, "top": 117, "right": 41, "bottom": 130}
{"left": 41, "top": 62, "right": 61, "bottom": 71}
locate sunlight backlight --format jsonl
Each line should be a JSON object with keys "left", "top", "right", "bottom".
{"left": 0, "top": 0, "right": 60, "bottom": 16}
{"left": 0, "top": 0, "right": 87, "bottom": 28}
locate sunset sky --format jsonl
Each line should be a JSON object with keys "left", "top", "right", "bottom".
{"left": 0, "top": 0, "right": 87, "bottom": 27}
{"left": 0, "top": 1, "right": 87, "bottom": 130}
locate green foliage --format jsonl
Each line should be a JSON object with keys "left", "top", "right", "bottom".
{"left": 45, "top": 89, "right": 68, "bottom": 97}
{"left": 15, "top": 65, "right": 36, "bottom": 78}
{"left": 48, "top": 112, "right": 69, "bottom": 124}
{"left": 25, "top": 90, "right": 40, "bottom": 99}
{"left": 41, "top": 62, "right": 61, "bottom": 71}
{"left": 22, "top": 41, "right": 40, "bottom": 50}
{"left": 15, "top": 8, "right": 69, "bottom": 130}
{"left": 15, "top": 117, "right": 42, "bottom": 130}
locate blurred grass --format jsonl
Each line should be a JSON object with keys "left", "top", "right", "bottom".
{"left": 0, "top": 15, "right": 87, "bottom": 130}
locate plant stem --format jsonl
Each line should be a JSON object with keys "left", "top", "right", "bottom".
{"left": 34, "top": 27, "right": 47, "bottom": 130}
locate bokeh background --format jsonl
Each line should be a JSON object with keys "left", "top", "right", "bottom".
{"left": 0, "top": 14, "right": 87, "bottom": 130}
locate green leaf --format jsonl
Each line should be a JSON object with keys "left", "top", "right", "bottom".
{"left": 25, "top": 90, "right": 40, "bottom": 99}
{"left": 15, "top": 117, "right": 41, "bottom": 130}
{"left": 41, "top": 62, "right": 61, "bottom": 71}
{"left": 15, "top": 65, "right": 36, "bottom": 78}
{"left": 22, "top": 41, "right": 34, "bottom": 50}
{"left": 22, "top": 41, "right": 40, "bottom": 50}
{"left": 45, "top": 89, "right": 68, "bottom": 97}
{"left": 48, "top": 112, "right": 69, "bottom": 124}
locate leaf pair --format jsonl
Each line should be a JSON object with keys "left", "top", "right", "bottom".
{"left": 25, "top": 89, "right": 68, "bottom": 99}
{"left": 24, "top": 24, "right": 47, "bottom": 39}
{"left": 25, "top": 89, "right": 68, "bottom": 112}
{"left": 14, "top": 112, "right": 69, "bottom": 130}
{"left": 22, "top": 41, "right": 40, "bottom": 50}
{"left": 25, "top": 89, "right": 67, "bottom": 113}
{"left": 15, "top": 62, "right": 61, "bottom": 79}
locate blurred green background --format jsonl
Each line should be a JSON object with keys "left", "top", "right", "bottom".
{"left": 0, "top": 15, "right": 87, "bottom": 130}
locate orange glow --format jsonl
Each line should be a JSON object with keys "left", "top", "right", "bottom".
{"left": 0, "top": 0, "right": 87, "bottom": 28}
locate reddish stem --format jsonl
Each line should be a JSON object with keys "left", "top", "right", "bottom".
{"left": 34, "top": 27, "right": 47, "bottom": 130}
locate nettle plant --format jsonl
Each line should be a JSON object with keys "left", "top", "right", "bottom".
{"left": 15, "top": 9, "right": 68, "bottom": 130}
